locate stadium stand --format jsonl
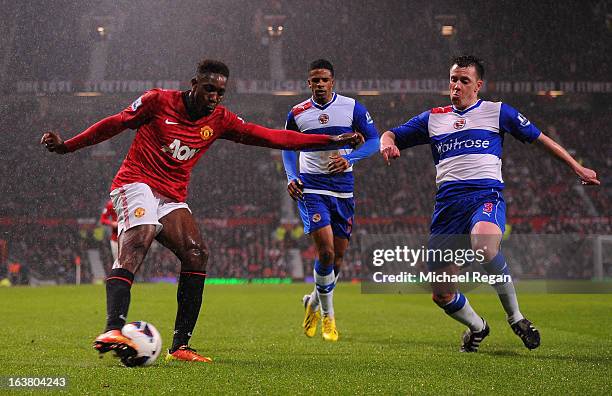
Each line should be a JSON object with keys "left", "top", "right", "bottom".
{"left": 1, "top": 0, "right": 609, "bottom": 284}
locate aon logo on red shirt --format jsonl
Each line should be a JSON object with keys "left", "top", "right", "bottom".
{"left": 164, "top": 139, "right": 200, "bottom": 160}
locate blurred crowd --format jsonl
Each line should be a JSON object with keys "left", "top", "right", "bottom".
{"left": 4, "top": 1, "right": 611, "bottom": 84}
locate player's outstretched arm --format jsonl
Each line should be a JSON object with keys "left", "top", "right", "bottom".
{"left": 536, "top": 132, "right": 600, "bottom": 185}
{"left": 380, "top": 131, "right": 401, "bottom": 166}
{"left": 40, "top": 113, "right": 128, "bottom": 154}
{"left": 329, "top": 130, "right": 379, "bottom": 174}
{"left": 226, "top": 123, "right": 362, "bottom": 150}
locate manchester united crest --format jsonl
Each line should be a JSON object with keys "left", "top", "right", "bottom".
{"left": 200, "top": 126, "right": 214, "bottom": 140}
{"left": 134, "top": 207, "right": 146, "bottom": 218}
{"left": 318, "top": 114, "right": 329, "bottom": 125}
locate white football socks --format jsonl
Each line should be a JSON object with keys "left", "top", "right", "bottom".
{"left": 308, "top": 288, "right": 319, "bottom": 310}
{"left": 311, "top": 270, "right": 340, "bottom": 314}
{"left": 445, "top": 294, "right": 485, "bottom": 332}
{"left": 492, "top": 281, "right": 524, "bottom": 325}
{"left": 314, "top": 268, "right": 336, "bottom": 317}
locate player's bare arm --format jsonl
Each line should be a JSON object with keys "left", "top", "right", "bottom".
{"left": 536, "top": 132, "right": 600, "bottom": 185}
{"left": 380, "top": 131, "right": 401, "bottom": 165}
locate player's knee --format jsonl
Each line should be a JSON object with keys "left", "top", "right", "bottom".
{"left": 471, "top": 233, "right": 500, "bottom": 261}
{"left": 432, "top": 293, "right": 454, "bottom": 307}
{"left": 318, "top": 248, "right": 335, "bottom": 266}
{"left": 480, "top": 246, "right": 499, "bottom": 262}
{"left": 119, "top": 235, "right": 151, "bottom": 271}
{"left": 182, "top": 243, "right": 209, "bottom": 271}
{"left": 114, "top": 258, "right": 137, "bottom": 273}
{"left": 471, "top": 239, "right": 497, "bottom": 260}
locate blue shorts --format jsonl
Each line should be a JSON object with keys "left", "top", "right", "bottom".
{"left": 430, "top": 190, "right": 506, "bottom": 235}
{"left": 298, "top": 194, "right": 354, "bottom": 239}
{"left": 428, "top": 191, "right": 506, "bottom": 269}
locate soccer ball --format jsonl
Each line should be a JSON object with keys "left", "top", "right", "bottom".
{"left": 120, "top": 321, "right": 162, "bottom": 367}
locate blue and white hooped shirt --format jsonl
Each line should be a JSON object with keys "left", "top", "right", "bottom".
{"left": 391, "top": 99, "right": 541, "bottom": 200}
{"left": 283, "top": 93, "right": 380, "bottom": 198}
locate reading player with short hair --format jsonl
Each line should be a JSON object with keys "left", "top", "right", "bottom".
{"left": 380, "top": 55, "right": 599, "bottom": 352}
{"left": 283, "top": 59, "right": 379, "bottom": 341}
{"left": 42, "top": 59, "right": 361, "bottom": 364}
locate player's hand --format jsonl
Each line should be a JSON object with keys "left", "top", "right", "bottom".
{"left": 575, "top": 165, "right": 600, "bottom": 185}
{"left": 380, "top": 144, "right": 400, "bottom": 165}
{"left": 287, "top": 178, "right": 304, "bottom": 200}
{"left": 332, "top": 132, "right": 363, "bottom": 148}
{"left": 352, "top": 132, "right": 365, "bottom": 146}
{"left": 40, "top": 132, "right": 68, "bottom": 154}
{"left": 328, "top": 154, "right": 351, "bottom": 174}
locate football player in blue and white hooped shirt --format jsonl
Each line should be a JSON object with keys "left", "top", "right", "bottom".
{"left": 283, "top": 59, "right": 380, "bottom": 342}
{"left": 381, "top": 55, "right": 599, "bottom": 352}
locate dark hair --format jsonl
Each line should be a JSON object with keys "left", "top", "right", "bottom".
{"left": 451, "top": 55, "right": 485, "bottom": 79}
{"left": 197, "top": 59, "right": 230, "bottom": 78}
{"left": 309, "top": 59, "right": 334, "bottom": 77}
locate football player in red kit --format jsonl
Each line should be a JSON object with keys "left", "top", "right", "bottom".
{"left": 100, "top": 200, "right": 119, "bottom": 264}
{"left": 42, "top": 59, "right": 361, "bottom": 365}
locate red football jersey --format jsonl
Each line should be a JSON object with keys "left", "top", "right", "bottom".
{"left": 111, "top": 89, "right": 246, "bottom": 202}
{"left": 63, "top": 89, "right": 336, "bottom": 202}
{"left": 100, "top": 200, "right": 118, "bottom": 241}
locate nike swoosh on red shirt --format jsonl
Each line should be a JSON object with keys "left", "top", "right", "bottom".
{"left": 165, "top": 119, "right": 179, "bottom": 125}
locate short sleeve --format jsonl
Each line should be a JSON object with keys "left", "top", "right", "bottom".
{"left": 119, "top": 89, "right": 161, "bottom": 129}
{"left": 219, "top": 109, "right": 251, "bottom": 142}
{"left": 499, "top": 103, "right": 541, "bottom": 143}
{"left": 390, "top": 111, "right": 431, "bottom": 149}
{"left": 352, "top": 101, "right": 379, "bottom": 140}
{"left": 285, "top": 111, "right": 299, "bottom": 131}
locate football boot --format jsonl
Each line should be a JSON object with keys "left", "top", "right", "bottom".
{"left": 165, "top": 346, "right": 213, "bottom": 363}
{"left": 302, "top": 294, "right": 321, "bottom": 338}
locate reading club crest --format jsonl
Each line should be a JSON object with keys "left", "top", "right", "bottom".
{"left": 318, "top": 114, "right": 329, "bottom": 124}
{"left": 312, "top": 213, "right": 321, "bottom": 223}
{"left": 453, "top": 118, "right": 466, "bottom": 130}
{"left": 200, "top": 126, "right": 214, "bottom": 140}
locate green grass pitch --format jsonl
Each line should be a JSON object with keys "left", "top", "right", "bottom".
{"left": 1, "top": 283, "right": 611, "bottom": 394}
